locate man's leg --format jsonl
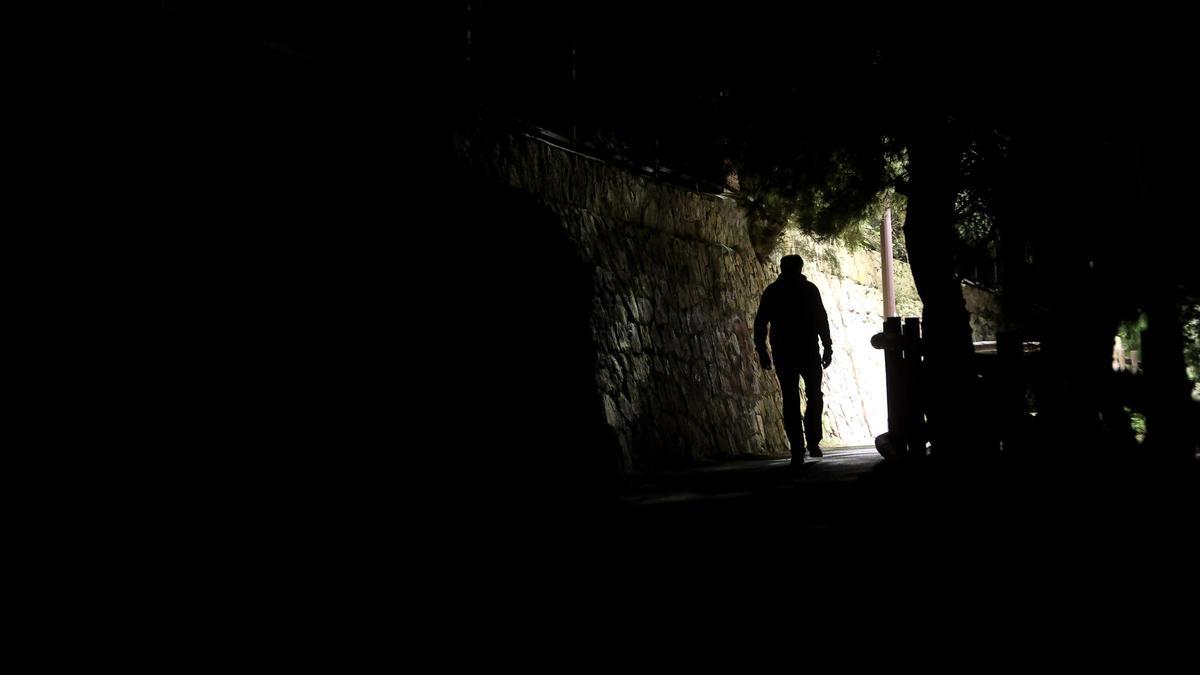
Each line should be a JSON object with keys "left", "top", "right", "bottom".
{"left": 776, "top": 366, "right": 805, "bottom": 458}
{"left": 801, "top": 361, "right": 824, "bottom": 452}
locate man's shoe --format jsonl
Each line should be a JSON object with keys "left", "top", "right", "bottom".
{"left": 807, "top": 446, "right": 823, "bottom": 458}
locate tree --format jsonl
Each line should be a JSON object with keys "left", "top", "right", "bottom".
{"left": 722, "top": 9, "right": 1200, "bottom": 457}
{"left": 717, "top": 27, "right": 1001, "bottom": 455}
{"left": 453, "top": 1, "right": 1199, "bottom": 457}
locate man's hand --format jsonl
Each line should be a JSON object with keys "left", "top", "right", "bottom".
{"left": 759, "top": 353, "right": 772, "bottom": 371}
{"left": 822, "top": 348, "right": 833, "bottom": 369}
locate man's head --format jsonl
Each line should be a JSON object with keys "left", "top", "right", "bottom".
{"left": 780, "top": 254, "right": 804, "bottom": 276}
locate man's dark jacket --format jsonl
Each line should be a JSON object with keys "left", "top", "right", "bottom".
{"left": 753, "top": 272, "right": 832, "bottom": 366}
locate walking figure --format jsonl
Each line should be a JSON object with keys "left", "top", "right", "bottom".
{"left": 754, "top": 255, "right": 833, "bottom": 466}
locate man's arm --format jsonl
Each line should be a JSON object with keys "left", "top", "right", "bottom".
{"left": 753, "top": 289, "right": 772, "bottom": 369}
{"left": 814, "top": 287, "right": 833, "bottom": 368}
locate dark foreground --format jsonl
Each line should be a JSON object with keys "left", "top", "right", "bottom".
{"left": 475, "top": 445, "right": 1199, "bottom": 595}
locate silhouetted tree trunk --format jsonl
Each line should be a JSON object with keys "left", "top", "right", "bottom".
{"left": 1041, "top": 273, "right": 1130, "bottom": 454}
{"left": 902, "top": 125, "right": 983, "bottom": 455}
{"left": 1143, "top": 275, "right": 1192, "bottom": 460}
{"left": 1134, "top": 136, "right": 1196, "bottom": 461}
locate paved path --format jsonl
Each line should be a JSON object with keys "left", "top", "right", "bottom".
{"left": 618, "top": 445, "right": 882, "bottom": 508}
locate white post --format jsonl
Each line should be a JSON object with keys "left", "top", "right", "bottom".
{"left": 882, "top": 207, "right": 897, "bottom": 318}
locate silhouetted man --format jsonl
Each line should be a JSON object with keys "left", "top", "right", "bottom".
{"left": 754, "top": 255, "right": 833, "bottom": 465}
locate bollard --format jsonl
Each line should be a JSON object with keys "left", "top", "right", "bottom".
{"left": 902, "top": 318, "right": 926, "bottom": 458}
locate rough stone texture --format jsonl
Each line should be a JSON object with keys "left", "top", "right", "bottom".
{"left": 458, "top": 132, "right": 786, "bottom": 474}
{"left": 962, "top": 282, "right": 1004, "bottom": 341}
{"left": 457, "top": 131, "right": 998, "bottom": 473}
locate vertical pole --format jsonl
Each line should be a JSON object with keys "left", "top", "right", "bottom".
{"left": 884, "top": 317, "right": 905, "bottom": 455}
{"left": 903, "top": 317, "right": 925, "bottom": 458}
{"left": 882, "top": 207, "right": 897, "bottom": 318}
